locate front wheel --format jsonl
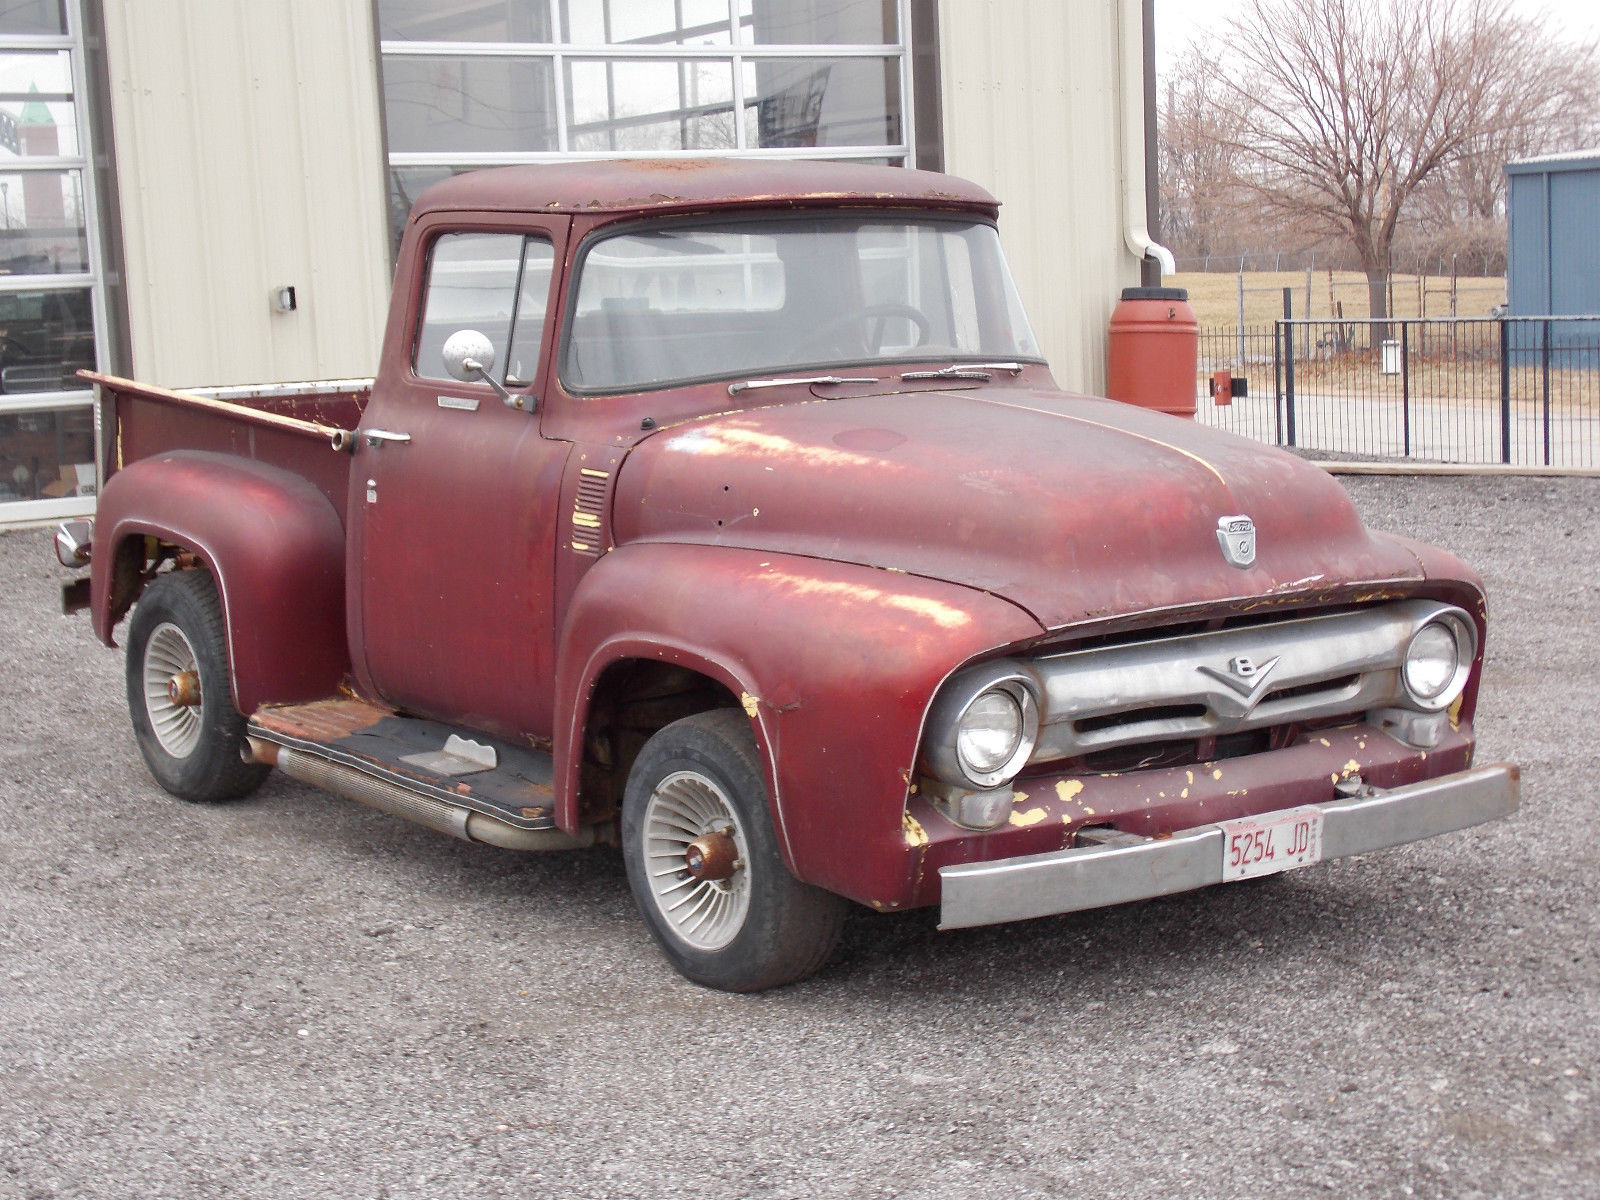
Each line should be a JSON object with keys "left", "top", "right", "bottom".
{"left": 125, "top": 569, "right": 269, "bottom": 803}
{"left": 621, "top": 709, "right": 847, "bottom": 991}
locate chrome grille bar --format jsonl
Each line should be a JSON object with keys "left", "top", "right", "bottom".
{"left": 1029, "top": 600, "right": 1470, "bottom": 762}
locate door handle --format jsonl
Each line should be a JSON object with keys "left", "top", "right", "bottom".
{"left": 363, "top": 429, "right": 412, "bottom": 447}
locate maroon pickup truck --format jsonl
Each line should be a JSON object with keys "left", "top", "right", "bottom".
{"left": 53, "top": 160, "right": 1517, "bottom": 991}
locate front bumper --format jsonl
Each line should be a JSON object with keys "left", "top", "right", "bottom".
{"left": 938, "top": 761, "right": 1518, "bottom": 929}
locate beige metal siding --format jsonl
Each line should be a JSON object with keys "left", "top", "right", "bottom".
{"left": 102, "top": 0, "right": 391, "bottom": 387}
{"left": 938, "top": 0, "right": 1141, "bottom": 394}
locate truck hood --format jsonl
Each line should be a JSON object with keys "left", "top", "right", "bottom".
{"left": 611, "top": 386, "right": 1427, "bottom": 630}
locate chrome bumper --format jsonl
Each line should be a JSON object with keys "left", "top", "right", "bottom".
{"left": 937, "top": 762, "right": 1519, "bottom": 930}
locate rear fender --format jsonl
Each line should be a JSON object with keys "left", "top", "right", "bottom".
{"left": 554, "top": 543, "right": 1042, "bottom": 905}
{"left": 91, "top": 451, "right": 348, "bottom": 713}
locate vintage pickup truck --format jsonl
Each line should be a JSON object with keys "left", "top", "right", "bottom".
{"left": 53, "top": 159, "right": 1517, "bottom": 991}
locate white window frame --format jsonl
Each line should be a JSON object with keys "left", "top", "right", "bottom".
{"left": 379, "top": 0, "right": 917, "bottom": 168}
{"left": 0, "top": 3, "right": 111, "bottom": 526}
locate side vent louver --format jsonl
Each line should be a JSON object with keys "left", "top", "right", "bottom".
{"left": 572, "top": 468, "right": 609, "bottom": 557}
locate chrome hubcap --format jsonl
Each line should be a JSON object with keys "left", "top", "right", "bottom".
{"left": 642, "top": 770, "right": 750, "bottom": 952}
{"left": 144, "top": 622, "right": 202, "bottom": 757}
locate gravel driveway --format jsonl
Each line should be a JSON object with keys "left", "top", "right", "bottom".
{"left": 2, "top": 474, "right": 1596, "bottom": 1199}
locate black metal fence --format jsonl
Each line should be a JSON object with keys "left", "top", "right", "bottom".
{"left": 1196, "top": 316, "right": 1600, "bottom": 468}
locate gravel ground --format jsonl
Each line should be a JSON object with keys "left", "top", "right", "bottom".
{"left": 2, "top": 474, "right": 1597, "bottom": 1200}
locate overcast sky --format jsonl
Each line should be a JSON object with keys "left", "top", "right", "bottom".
{"left": 1155, "top": 0, "right": 1600, "bottom": 65}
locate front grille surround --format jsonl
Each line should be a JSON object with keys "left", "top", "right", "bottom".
{"left": 1020, "top": 599, "right": 1475, "bottom": 765}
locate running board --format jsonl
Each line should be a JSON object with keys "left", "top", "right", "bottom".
{"left": 246, "top": 699, "right": 592, "bottom": 852}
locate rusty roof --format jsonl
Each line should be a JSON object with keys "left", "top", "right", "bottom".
{"left": 413, "top": 159, "right": 1000, "bottom": 220}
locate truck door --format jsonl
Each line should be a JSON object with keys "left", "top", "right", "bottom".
{"left": 349, "top": 215, "right": 571, "bottom": 740}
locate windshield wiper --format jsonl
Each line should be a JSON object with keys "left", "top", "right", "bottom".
{"left": 728, "top": 374, "right": 880, "bottom": 395}
{"left": 899, "top": 362, "right": 1025, "bottom": 382}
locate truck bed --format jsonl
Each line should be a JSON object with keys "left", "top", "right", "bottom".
{"left": 83, "top": 371, "right": 368, "bottom": 519}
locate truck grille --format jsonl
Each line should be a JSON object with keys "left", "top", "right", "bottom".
{"left": 1027, "top": 600, "right": 1467, "bottom": 765}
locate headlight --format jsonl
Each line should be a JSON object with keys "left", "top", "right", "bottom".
{"left": 1402, "top": 613, "right": 1474, "bottom": 711}
{"left": 925, "top": 666, "right": 1040, "bottom": 790}
{"left": 958, "top": 689, "right": 1025, "bottom": 775}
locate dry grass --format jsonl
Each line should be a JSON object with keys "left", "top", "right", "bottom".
{"left": 1172, "top": 270, "right": 1506, "bottom": 327}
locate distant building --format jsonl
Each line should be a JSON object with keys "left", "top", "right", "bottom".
{"left": 1506, "top": 150, "right": 1600, "bottom": 320}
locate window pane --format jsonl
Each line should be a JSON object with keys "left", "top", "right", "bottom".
{"left": 0, "top": 168, "right": 86, "bottom": 273}
{"left": 567, "top": 59, "right": 735, "bottom": 152}
{"left": 562, "top": 0, "right": 732, "bottom": 46}
{"left": 506, "top": 240, "right": 554, "bottom": 384}
{"left": 381, "top": 56, "right": 557, "bottom": 154}
{"left": 377, "top": 0, "right": 552, "bottom": 43}
{"left": 745, "top": 58, "right": 900, "bottom": 148}
{"left": 0, "top": 285, "right": 93, "bottom": 393}
{"left": 745, "top": 0, "right": 898, "bottom": 44}
{"left": 0, "top": 50, "right": 79, "bottom": 158}
{"left": 0, "top": 403, "right": 93, "bottom": 502}
{"left": 0, "top": 1, "right": 65, "bottom": 37}
{"left": 415, "top": 233, "right": 523, "bottom": 381}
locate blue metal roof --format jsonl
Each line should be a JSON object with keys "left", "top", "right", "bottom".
{"left": 1505, "top": 149, "right": 1600, "bottom": 175}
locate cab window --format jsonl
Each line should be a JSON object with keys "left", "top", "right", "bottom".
{"left": 414, "top": 233, "right": 553, "bottom": 385}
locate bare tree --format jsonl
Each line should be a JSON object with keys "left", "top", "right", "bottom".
{"left": 1159, "top": 54, "right": 1250, "bottom": 260}
{"left": 1193, "top": 0, "right": 1598, "bottom": 319}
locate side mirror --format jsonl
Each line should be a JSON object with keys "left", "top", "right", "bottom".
{"left": 441, "top": 329, "right": 532, "bottom": 411}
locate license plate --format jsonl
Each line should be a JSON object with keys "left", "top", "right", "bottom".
{"left": 1220, "top": 807, "right": 1324, "bottom": 881}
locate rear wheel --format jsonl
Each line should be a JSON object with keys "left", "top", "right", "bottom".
{"left": 125, "top": 569, "right": 269, "bottom": 803}
{"left": 621, "top": 709, "right": 847, "bottom": 991}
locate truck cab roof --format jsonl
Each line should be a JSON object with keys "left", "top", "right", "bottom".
{"left": 410, "top": 158, "right": 1001, "bottom": 221}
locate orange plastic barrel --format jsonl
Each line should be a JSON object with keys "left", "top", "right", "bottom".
{"left": 1106, "top": 286, "right": 1199, "bottom": 418}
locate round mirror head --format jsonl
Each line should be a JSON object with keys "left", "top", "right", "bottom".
{"left": 441, "top": 329, "right": 496, "bottom": 383}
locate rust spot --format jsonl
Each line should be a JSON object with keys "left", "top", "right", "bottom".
{"left": 251, "top": 697, "right": 393, "bottom": 741}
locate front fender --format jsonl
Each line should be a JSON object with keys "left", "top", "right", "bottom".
{"left": 91, "top": 451, "right": 348, "bottom": 713}
{"left": 554, "top": 543, "right": 1042, "bottom": 905}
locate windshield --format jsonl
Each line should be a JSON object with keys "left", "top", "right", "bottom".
{"left": 561, "top": 216, "right": 1042, "bottom": 393}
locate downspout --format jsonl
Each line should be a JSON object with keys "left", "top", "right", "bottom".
{"left": 1122, "top": 0, "right": 1175, "bottom": 280}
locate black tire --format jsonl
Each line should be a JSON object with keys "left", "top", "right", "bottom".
{"left": 125, "top": 569, "right": 269, "bottom": 803}
{"left": 621, "top": 709, "right": 847, "bottom": 992}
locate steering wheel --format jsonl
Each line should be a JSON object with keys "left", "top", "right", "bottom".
{"left": 789, "top": 303, "right": 933, "bottom": 363}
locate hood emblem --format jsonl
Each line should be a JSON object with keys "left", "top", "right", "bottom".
{"left": 1216, "top": 515, "right": 1257, "bottom": 569}
{"left": 1198, "top": 654, "right": 1280, "bottom": 708}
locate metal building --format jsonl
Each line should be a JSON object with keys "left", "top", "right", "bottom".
{"left": 1506, "top": 150, "right": 1600, "bottom": 321}
{"left": 0, "top": 0, "right": 1164, "bottom": 529}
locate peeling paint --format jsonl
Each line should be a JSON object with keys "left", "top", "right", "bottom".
{"left": 1211, "top": 768, "right": 1223, "bottom": 780}
{"left": 1055, "top": 779, "right": 1085, "bottom": 804}
{"left": 740, "top": 691, "right": 760, "bottom": 718}
{"left": 903, "top": 812, "right": 929, "bottom": 847}
{"left": 1342, "top": 759, "right": 1361, "bottom": 777}
{"left": 1012, "top": 790, "right": 1030, "bottom": 805}
{"left": 1009, "top": 807, "right": 1048, "bottom": 827}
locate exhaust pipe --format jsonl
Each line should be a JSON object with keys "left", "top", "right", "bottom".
{"left": 246, "top": 738, "right": 594, "bottom": 852}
